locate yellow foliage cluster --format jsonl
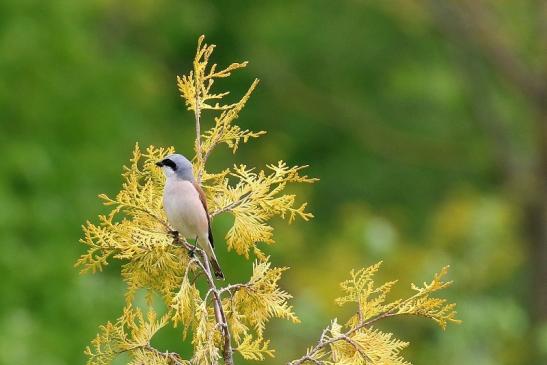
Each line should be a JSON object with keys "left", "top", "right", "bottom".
{"left": 77, "top": 145, "right": 188, "bottom": 304}
{"left": 290, "top": 262, "right": 460, "bottom": 365}
{"left": 223, "top": 260, "right": 300, "bottom": 360}
{"left": 77, "top": 36, "right": 314, "bottom": 365}
{"left": 85, "top": 305, "right": 181, "bottom": 365}
{"left": 177, "top": 35, "right": 263, "bottom": 178}
{"left": 76, "top": 35, "right": 458, "bottom": 365}
{"left": 207, "top": 162, "right": 317, "bottom": 258}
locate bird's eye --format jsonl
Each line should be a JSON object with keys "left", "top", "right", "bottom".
{"left": 162, "top": 159, "right": 177, "bottom": 171}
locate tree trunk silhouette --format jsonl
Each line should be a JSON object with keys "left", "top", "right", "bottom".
{"left": 427, "top": 0, "right": 547, "bottom": 321}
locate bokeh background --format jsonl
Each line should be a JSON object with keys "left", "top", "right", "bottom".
{"left": 1, "top": 0, "right": 546, "bottom": 364}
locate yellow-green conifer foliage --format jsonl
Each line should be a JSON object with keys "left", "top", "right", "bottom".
{"left": 290, "top": 263, "right": 461, "bottom": 365}
{"left": 76, "top": 36, "right": 459, "bottom": 365}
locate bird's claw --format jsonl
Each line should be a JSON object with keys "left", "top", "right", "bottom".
{"left": 215, "top": 322, "right": 226, "bottom": 333}
{"left": 188, "top": 236, "right": 198, "bottom": 258}
{"left": 188, "top": 247, "right": 196, "bottom": 258}
{"left": 169, "top": 230, "right": 179, "bottom": 242}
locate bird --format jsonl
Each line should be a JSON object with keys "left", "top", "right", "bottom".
{"left": 156, "top": 153, "right": 224, "bottom": 279}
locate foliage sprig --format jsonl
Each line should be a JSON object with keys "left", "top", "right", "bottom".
{"left": 77, "top": 35, "right": 314, "bottom": 365}
{"left": 290, "top": 263, "right": 461, "bottom": 365}
{"left": 76, "top": 36, "right": 459, "bottom": 365}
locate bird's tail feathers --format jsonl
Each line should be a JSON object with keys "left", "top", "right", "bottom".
{"left": 209, "top": 257, "right": 225, "bottom": 280}
{"left": 199, "top": 237, "right": 225, "bottom": 280}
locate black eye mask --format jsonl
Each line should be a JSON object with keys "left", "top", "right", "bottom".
{"left": 161, "top": 159, "right": 177, "bottom": 171}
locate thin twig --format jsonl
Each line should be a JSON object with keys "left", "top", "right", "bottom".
{"left": 107, "top": 199, "right": 171, "bottom": 231}
{"left": 298, "top": 356, "right": 323, "bottom": 365}
{"left": 340, "top": 335, "right": 373, "bottom": 363}
{"left": 112, "top": 343, "right": 185, "bottom": 365}
{"left": 144, "top": 344, "right": 186, "bottom": 365}
{"left": 426, "top": 0, "right": 545, "bottom": 105}
{"left": 199, "top": 250, "right": 234, "bottom": 365}
{"left": 191, "top": 68, "right": 235, "bottom": 365}
{"left": 211, "top": 192, "right": 253, "bottom": 217}
{"left": 194, "top": 61, "right": 204, "bottom": 184}
{"left": 288, "top": 311, "right": 399, "bottom": 365}
{"left": 171, "top": 233, "right": 234, "bottom": 365}
{"left": 201, "top": 123, "right": 227, "bottom": 170}
{"left": 219, "top": 283, "right": 251, "bottom": 296}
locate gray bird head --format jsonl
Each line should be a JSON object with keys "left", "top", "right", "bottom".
{"left": 155, "top": 153, "right": 195, "bottom": 181}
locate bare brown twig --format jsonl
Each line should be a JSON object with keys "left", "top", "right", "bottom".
{"left": 425, "top": 0, "right": 547, "bottom": 322}
{"left": 211, "top": 192, "right": 253, "bottom": 217}
{"left": 191, "top": 84, "right": 235, "bottom": 365}
{"left": 288, "top": 310, "right": 401, "bottom": 365}
{"left": 111, "top": 343, "right": 185, "bottom": 365}
{"left": 195, "top": 89, "right": 203, "bottom": 184}
{"left": 426, "top": 0, "right": 545, "bottom": 105}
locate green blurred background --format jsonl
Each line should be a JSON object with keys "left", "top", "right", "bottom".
{"left": 1, "top": 0, "right": 546, "bottom": 364}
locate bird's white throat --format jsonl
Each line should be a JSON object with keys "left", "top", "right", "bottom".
{"left": 161, "top": 165, "right": 177, "bottom": 178}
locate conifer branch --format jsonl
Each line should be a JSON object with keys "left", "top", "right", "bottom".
{"left": 193, "top": 244, "right": 234, "bottom": 365}
{"left": 144, "top": 345, "right": 186, "bottom": 365}
{"left": 189, "top": 36, "right": 234, "bottom": 365}
{"left": 194, "top": 52, "right": 203, "bottom": 183}
{"left": 210, "top": 192, "right": 252, "bottom": 217}
{"left": 116, "top": 344, "right": 186, "bottom": 365}
{"left": 171, "top": 233, "right": 235, "bottom": 365}
{"left": 77, "top": 35, "right": 457, "bottom": 365}
{"left": 289, "top": 264, "right": 460, "bottom": 365}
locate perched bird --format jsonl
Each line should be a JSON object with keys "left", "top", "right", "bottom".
{"left": 156, "top": 154, "right": 224, "bottom": 279}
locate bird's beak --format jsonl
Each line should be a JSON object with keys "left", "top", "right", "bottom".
{"left": 155, "top": 161, "right": 163, "bottom": 167}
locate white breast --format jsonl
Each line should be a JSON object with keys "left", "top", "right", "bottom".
{"left": 163, "top": 179, "right": 208, "bottom": 239}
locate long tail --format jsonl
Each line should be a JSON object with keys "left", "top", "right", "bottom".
{"left": 209, "top": 256, "right": 225, "bottom": 280}
{"left": 199, "top": 237, "right": 225, "bottom": 280}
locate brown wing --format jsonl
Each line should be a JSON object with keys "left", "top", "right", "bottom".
{"left": 193, "top": 181, "right": 214, "bottom": 248}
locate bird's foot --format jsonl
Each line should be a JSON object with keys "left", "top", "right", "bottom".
{"left": 215, "top": 322, "right": 228, "bottom": 333}
{"left": 188, "top": 247, "right": 196, "bottom": 258}
{"left": 188, "top": 236, "right": 198, "bottom": 257}
{"left": 169, "top": 230, "right": 179, "bottom": 242}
